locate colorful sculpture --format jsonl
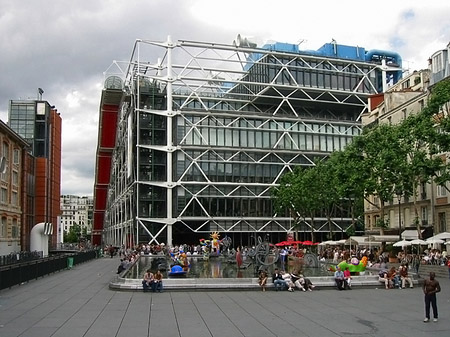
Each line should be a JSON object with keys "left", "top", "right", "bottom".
{"left": 199, "top": 232, "right": 223, "bottom": 256}
{"left": 329, "top": 256, "right": 368, "bottom": 273}
{"left": 210, "top": 231, "right": 221, "bottom": 253}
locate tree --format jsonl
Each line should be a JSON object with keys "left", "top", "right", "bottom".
{"left": 273, "top": 165, "right": 324, "bottom": 242}
{"left": 397, "top": 112, "right": 445, "bottom": 236}
{"left": 356, "top": 123, "right": 406, "bottom": 234}
{"left": 327, "top": 140, "right": 366, "bottom": 231}
{"left": 64, "top": 224, "right": 82, "bottom": 243}
{"left": 312, "top": 159, "right": 341, "bottom": 240}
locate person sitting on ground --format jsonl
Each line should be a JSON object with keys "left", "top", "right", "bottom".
{"left": 258, "top": 269, "right": 268, "bottom": 291}
{"left": 334, "top": 266, "right": 346, "bottom": 290}
{"left": 378, "top": 269, "right": 393, "bottom": 289}
{"left": 282, "top": 271, "right": 295, "bottom": 292}
{"left": 272, "top": 268, "right": 287, "bottom": 291}
{"left": 399, "top": 264, "right": 413, "bottom": 288}
{"left": 343, "top": 267, "right": 352, "bottom": 289}
{"left": 142, "top": 269, "right": 154, "bottom": 292}
{"left": 117, "top": 259, "right": 126, "bottom": 274}
{"left": 298, "top": 274, "right": 315, "bottom": 291}
{"left": 153, "top": 269, "right": 163, "bottom": 292}
{"left": 388, "top": 266, "right": 400, "bottom": 289}
{"left": 290, "top": 269, "right": 304, "bottom": 291}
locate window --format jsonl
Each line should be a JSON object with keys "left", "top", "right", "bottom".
{"left": 438, "top": 212, "right": 446, "bottom": 232}
{"left": 1, "top": 188, "right": 7, "bottom": 203}
{"left": 421, "top": 206, "right": 428, "bottom": 225}
{"left": 13, "top": 149, "right": 19, "bottom": 164}
{"left": 12, "top": 171, "right": 18, "bottom": 186}
{"left": 1, "top": 142, "right": 9, "bottom": 181}
{"left": 437, "top": 183, "right": 448, "bottom": 197}
{"left": 11, "top": 191, "right": 18, "bottom": 206}
{"left": 402, "top": 79, "right": 410, "bottom": 89}
{"left": 1, "top": 217, "right": 6, "bottom": 237}
{"left": 432, "top": 53, "right": 443, "bottom": 73}
{"left": 12, "top": 219, "right": 18, "bottom": 238}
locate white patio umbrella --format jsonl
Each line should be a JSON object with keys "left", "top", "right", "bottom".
{"left": 433, "top": 232, "right": 450, "bottom": 240}
{"left": 318, "top": 240, "right": 335, "bottom": 246}
{"left": 426, "top": 237, "right": 444, "bottom": 249}
{"left": 410, "top": 239, "right": 428, "bottom": 245}
{"left": 426, "top": 238, "right": 444, "bottom": 244}
{"left": 393, "top": 239, "right": 412, "bottom": 247}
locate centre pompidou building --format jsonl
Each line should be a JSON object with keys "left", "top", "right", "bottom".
{"left": 93, "top": 36, "right": 402, "bottom": 247}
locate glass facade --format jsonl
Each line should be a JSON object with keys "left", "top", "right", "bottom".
{"left": 8, "top": 101, "right": 50, "bottom": 157}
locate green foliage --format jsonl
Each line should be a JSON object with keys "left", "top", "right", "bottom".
{"left": 376, "top": 218, "right": 389, "bottom": 228}
{"left": 272, "top": 77, "right": 450, "bottom": 234}
{"left": 64, "top": 224, "right": 82, "bottom": 243}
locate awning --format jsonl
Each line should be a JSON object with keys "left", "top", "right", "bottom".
{"left": 345, "top": 236, "right": 382, "bottom": 247}
{"left": 401, "top": 229, "right": 425, "bottom": 240}
{"left": 346, "top": 236, "right": 369, "bottom": 244}
{"left": 368, "top": 235, "right": 399, "bottom": 242}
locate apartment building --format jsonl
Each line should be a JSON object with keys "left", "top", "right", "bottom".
{"left": 60, "top": 195, "right": 93, "bottom": 241}
{"left": 361, "top": 42, "right": 450, "bottom": 238}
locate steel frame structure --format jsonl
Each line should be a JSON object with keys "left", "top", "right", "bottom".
{"left": 99, "top": 36, "right": 400, "bottom": 247}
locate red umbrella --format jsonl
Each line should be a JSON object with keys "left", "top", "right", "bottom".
{"left": 302, "top": 240, "right": 314, "bottom": 245}
{"left": 275, "top": 241, "right": 290, "bottom": 246}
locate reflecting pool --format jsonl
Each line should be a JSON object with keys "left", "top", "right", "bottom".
{"left": 125, "top": 255, "right": 333, "bottom": 279}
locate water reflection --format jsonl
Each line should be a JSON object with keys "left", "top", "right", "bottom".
{"left": 125, "top": 255, "right": 333, "bottom": 279}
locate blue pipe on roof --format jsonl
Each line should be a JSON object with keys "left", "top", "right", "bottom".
{"left": 365, "top": 49, "right": 402, "bottom": 66}
{"left": 365, "top": 49, "right": 402, "bottom": 83}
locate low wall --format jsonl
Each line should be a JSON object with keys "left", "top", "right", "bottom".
{"left": 0, "top": 250, "right": 97, "bottom": 291}
{"left": 109, "top": 274, "right": 390, "bottom": 292}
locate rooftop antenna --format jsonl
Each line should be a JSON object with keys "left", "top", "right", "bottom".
{"left": 38, "top": 88, "right": 44, "bottom": 100}
{"left": 296, "top": 39, "right": 306, "bottom": 46}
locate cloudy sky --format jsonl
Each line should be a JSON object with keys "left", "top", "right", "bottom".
{"left": 0, "top": 0, "right": 449, "bottom": 196}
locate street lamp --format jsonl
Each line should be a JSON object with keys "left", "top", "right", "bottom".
{"left": 396, "top": 191, "right": 402, "bottom": 241}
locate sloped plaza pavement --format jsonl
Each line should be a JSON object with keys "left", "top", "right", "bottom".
{"left": 0, "top": 256, "right": 449, "bottom": 337}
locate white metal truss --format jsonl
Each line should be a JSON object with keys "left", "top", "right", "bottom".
{"left": 101, "top": 36, "right": 398, "bottom": 246}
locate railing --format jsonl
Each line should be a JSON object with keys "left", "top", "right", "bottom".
{"left": 0, "top": 250, "right": 98, "bottom": 291}
{"left": 0, "top": 251, "right": 43, "bottom": 266}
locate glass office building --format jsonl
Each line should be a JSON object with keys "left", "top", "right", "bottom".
{"left": 94, "top": 36, "right": 402, "bottom": 247}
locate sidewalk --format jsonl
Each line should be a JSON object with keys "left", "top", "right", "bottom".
{"left": 0, "top": 256, "right": 449, "bottom": 337}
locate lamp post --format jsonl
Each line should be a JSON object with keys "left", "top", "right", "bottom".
{"left": 397, "top": 192, "right": 402, "bottom": 241}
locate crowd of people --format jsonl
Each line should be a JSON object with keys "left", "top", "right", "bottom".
{"left": 377, "top": 264, "right": 414, "bottom": 290}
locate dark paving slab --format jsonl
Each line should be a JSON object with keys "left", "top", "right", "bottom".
{"left": 0, "top": 257, "right": 449, "bottom": 337}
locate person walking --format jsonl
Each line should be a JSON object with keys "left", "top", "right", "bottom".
{"left": 423, "top": 272, "right": 441, "bottom": 322}
{"left": 447, "top": 259, "right": 450, "bottom": 279}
